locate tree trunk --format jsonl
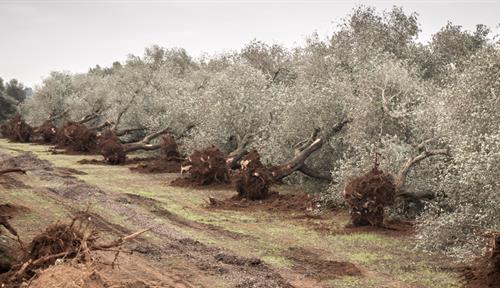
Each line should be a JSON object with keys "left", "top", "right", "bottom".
{"left": 271, "top": 119, "right": 349, "bottom": 181}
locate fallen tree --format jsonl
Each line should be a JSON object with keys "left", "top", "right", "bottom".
{"left": 174, "top": 146, "right": 230, "bottom": 186}
{"left": 55, "top": 122, "right": 99, "bottom": 153}
{"left": 235, "top": 150, "right": 272, "bottom": 200}
{"left": 0, "top": 114, "right": 33, "bottom": 143}
{"left": 343, "top": 140, "right": 451, "bottom": 227}
{"left": 0, "top": 214, "right": 153, "bottom": 286}
{"left": 270, "top": 119, "right": 350, "bottom": 182}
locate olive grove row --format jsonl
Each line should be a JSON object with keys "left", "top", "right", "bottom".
{"left": 18, "top": 6, "right": 499, "bottom": 259}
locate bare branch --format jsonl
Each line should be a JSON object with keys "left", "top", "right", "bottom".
{"left": 298, "top": 165, "right": 334, "bottom": 182}
{"left": 271, "top": 119, "right": 350, "bottom": 181}
{"left": 395, "top": 148, "right": 450, "bottom": 194}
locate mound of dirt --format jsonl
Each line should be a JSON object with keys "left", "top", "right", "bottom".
{"left": 0, "top": 114, "right": 33, "bottom": 143}
{"left": 209, "top": 192, "right": 317, "bottom": 213}
{"left": 130, "top": 135, "right": 182, "bottom": 173}
{"left": 344, "top": 168, "right": 396, "bottom": 227}
{"left": 463, "top": 233, "right": 500, "bottom": 288}
{"left": 285, "top": 247, "right": 361, "bottom": 280}
{"left": 26, "top": 262, "right": 152, "bottom": 288}
{"left": 55, "top": 122, "right": 98, "bottom": 153}
{"left": 98, "top": 130, "right": 126, "bottom": 165}
{"left": 159, "top": 135, "right": 181, "bottom": 160}
{"left": 32, "top": 121, "right": 58, "bottom": 144}
{"left": 172, "top": 146, "right": 229, "bottom": 186}
{"left": 235, "top": 150, "right": 272, "bottom": 200}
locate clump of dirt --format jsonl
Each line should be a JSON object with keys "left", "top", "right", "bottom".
{"left": 32, "top": 121, "right": 58, "bottom": 144}
{"left": 0, "top": 114, "right": 33, "bottom": 143}
{"left": 208, "top": 192, "right": 317, "bottom": 213}
{"left": 130, "top": 135, "right": 182, "bottom": 173}
{"left": 214, "top": 252, "right": 262, "bottom": 266}
{"left": 159, "top": 135, "right": 181, "bottom": 160}
{"left": 172, "top": 146, "right": 229, "bottom": 186}
{"left": 55, "top": 122, "right": 98, "bottom": 153}
{"left": 343, "top": 167, "right": 396, "bottom": 227}
{"left": 235, "top": 150, "right": 272, "bottom": 200}
{"left": 98, "top": 129, "right": 126, "bottom": 165}
{"left": 463, "top": 233, "right": 500, "bottom": 288}
{"left": 27, "top": 263, "right": 152, "bottom": 288}
{"left": 285, "top": 247, "right": 361, "bottom": 280}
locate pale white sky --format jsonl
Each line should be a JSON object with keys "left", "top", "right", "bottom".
{"left": 0, "top": 0, "right": 499, "bottom": 87}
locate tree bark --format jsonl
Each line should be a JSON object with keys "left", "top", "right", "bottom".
{"left": 298, "top": 165, "right": 334, "bottom": 182}
{"left": 122, "top": 127, "right": 172, "bottom": 153}
{"left": 226, "top": 134, "right": 251, "bottom": 169}
{"left": 395, "top": 145, "right": 450, "bottom": 196}
{"left": 271, "top": 119, "right": 349, "bottom": 181}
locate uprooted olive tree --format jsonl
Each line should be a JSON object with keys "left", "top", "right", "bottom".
{"left": 15, "top": 6, "right": 499, "bottom": 262}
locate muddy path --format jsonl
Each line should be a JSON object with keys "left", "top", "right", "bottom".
{"left": 0, "top": 139, "right": 464, "bottom": 288}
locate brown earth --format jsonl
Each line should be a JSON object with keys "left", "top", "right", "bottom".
{"left": 208, "top": 192, "right": 317, "bottom": 214}
{"left": 0, "top": 114, "right": 33, "bottom": 143}
{"left": 172, "top": 146, "right": 229, "bottom": 186}
{"left": 97, "top": 129, "right": 127, "bottom": 165}
{"left": 235, "top": 150, "right": 272, "bottom": 200}
{"left": 461, "top": 233, "right": 500, "bottom": 288}
{"left": 0, "top": 152, "right": 294, "bottom": 287}
{"left": 285, "top": 247, "right": 361, "bottom": 280}
{"left": 55, "top": 122, "right": 99, "bottom": 154}
{"left": 343, "top": 167, "right": 396, "bottom": 227}
{"left": 32, "top": 121, "right": 58, "bottom": 144}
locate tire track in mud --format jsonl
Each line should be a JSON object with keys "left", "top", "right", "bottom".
{"left": 2, "top": 152, "right": 294, "bottom": 288}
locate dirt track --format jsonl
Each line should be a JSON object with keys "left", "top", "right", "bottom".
{"left": 0, "top": 139, "right": 464, "bottom": 287}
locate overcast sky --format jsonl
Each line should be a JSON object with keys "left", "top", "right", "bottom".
{"left": 1, "top": 0, "right": 499, "bottom": 88}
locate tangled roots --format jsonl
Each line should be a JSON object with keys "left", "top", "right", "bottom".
{"left": 98, "top": 130, "right": 126, "bottom": 165}
{"left": 23, "top": 222, "right": 97, "bottom": 266}
{"left": 32, "top": 121, "right": 58, "bottom": 144}
{"left": 179, "top": 146, "right": 229, "bottom": 185}
{"left": 344, "top": 168, "right": 395, "bottom": 227}
{"left": 487, "top": 233, "right": 500, "bottom": 287}
{"left": 0, "top": 114, "right": 33, "bottom": 143}
{"left": 235, "top": 150, "right": 272, "bottom": 200}
{"left": 160, "top": 135, "right": 181, "bottom": 160}
{"left": 55, "top": 122, "right": 98, "bottom": 153}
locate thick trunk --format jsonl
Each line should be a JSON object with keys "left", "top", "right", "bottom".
{"left": 395, "top": 148, "right": 449, "bottom": 194}
{"left": 271, "top": 119, "right": 349, "bottom": 181}
{"left": 226, "top": 134, "right": 251, "bottom": 169}
{"left": 298, "top": 165, "right": 333, "bottom": 182}
{"left": 122, "top": 127, "right": 172, "bottom": 153}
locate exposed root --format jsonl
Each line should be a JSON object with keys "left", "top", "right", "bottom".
{"left": 0, "top": 214, "right": 153, "bottom": 286}
{"left": 55, "top": 122, "right": 99, "bottom": 153}
{"left": 32, "top": 121, "right": 58, "bottom": 144}
{"left": 0, "top": 114, "right": 33, "bottom": 143}
{"left": 343, "top": 168, "right": 396, "bottom": 227}
{"left": 172, "top": 146, "right": 229, "bottom": 186}
{"left": 235, "top": 150, "right": 272, "bottom": 200}
{"left": 130, "top": 135, "right": 182, "bottom": 173}
{"left": 98, "top": 130, "right": 126, "bottom": 165}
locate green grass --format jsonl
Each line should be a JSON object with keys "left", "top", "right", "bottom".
{"left": 0, "top": 138, "right": 464, "bottom": 287}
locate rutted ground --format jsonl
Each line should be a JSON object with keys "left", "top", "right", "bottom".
{"left": 0, "top": 139, "right": 462, "bottom": 287}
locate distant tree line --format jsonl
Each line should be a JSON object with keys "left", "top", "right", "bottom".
{"left": 0, "top": 78, "right": 30, "bottom": 122}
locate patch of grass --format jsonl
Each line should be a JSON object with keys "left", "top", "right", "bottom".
{"left": 261, "top": 255, "right": 292, "bottom": 268}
